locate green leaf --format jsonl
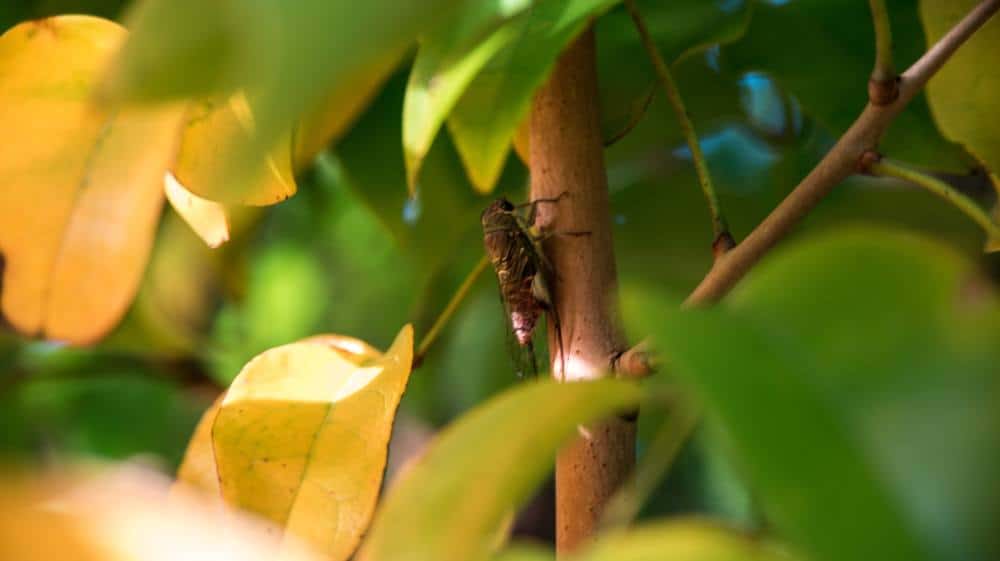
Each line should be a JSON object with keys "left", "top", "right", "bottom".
{"left": 11, "top": 353, "right": 203, "bottom": 467}
{"left": 724, "top": 0, "right": 973, "bottom": 172}
{"left": 360, "top": 378, "right": 642, "bottom": 561}
{"left": 447, "top": 0, "right": 621, "bottom": 192}
{"left": 336, "top": 71, "right": 523, "bottom": 276}
{"left": 103, "top": 0, "right": 463, "bottom": 200}
{"left": 577, "top": 519, "right": 795, "bottom": 561}
{"left": 638, "top": 228, "right": 1000, "bottom": 561}
{"left": 921, "top": 0, "right": 1000, "bottom": 184}
{"left": 404, "top": 0, "right": 531, "bottom": 193}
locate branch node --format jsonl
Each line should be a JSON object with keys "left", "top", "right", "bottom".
{"left": 712, "top": 231, "right": 736, "bottom": 260}
{"left": 857, "top": 149, "right": 883, "bottom": 174}
{"left": 611, "top": 343, "right": 656, "bottom": 380}
{"left": 867, "top": 76, "right": 900, "bottom": 106}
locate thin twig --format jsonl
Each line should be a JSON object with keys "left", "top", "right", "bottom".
{"left": 685, "top": 0, "right": 1000, "bottom": 307}
{"left": 413, "top": 255, "right": 490, "bottom": 366}
{"left": 624, "top": 0, "right": 731, "bottom": 253}
{"left": 867, "top": 0, "right": 897, "bottom": 103}
{"left": 869, "top": 158, "right": 1000, "bottom": 243}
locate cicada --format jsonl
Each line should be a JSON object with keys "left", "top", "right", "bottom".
{"left": 480, "top": 196, "right": 564, "bottom": 378}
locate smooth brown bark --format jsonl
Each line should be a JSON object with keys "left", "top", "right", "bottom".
{"left": 529, "top": 28, "right": 635, "bottom": 554}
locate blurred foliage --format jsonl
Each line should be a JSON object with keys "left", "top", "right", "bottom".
{"left": 922, "top": 0, "right": 1000, "bottom": 186}
{"left": 635, "top": 229, "right": 1000, "bottom": 561}
{"left": 2, "top": 0, "right": 1000, "bottom": 559}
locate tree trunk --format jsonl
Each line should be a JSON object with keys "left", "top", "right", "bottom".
{"left": 529, "top": 27, "right": 636, "bottom": 554}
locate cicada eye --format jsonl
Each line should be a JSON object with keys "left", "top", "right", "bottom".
{"left": 498, "top": 198, "right": 514, "bottom": 211}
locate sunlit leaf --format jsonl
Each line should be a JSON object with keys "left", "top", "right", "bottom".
{"left": 212, "top": 325, "right": 413, "bottom": 561}
{"left": 639, "top": 228, "right": 1000, "bottom": 561}
{"left": 0, "top": 15, "right": 183, "bottom": 345}
{"left": 173, "top": 94, "right": 296, "bottom": 205}
{"left": 105, "top": 209, "right": 240, "bottom": 357}
{"left": 921, "top": 0, "right": 1000, "bottom": 184}
{"left": 164, "top": 172, "right": 230, "bottom": 248}
{"left": 360, "top": 378, "right": 642, "bottom": 561}
{"left": 403, "top": 0, "right": 532, "bottom": 193}
{"left": 175, "top": 333, "right": 385, "bottom": 502}
{"left": 493, "top": 544, "right": 554, "bottom": 561}
{"left": 174, "top": 395, "right": 223, "bottom": 499}
{"left": 0, "top": 467, "right": 324, "bottom": 561}
{"left": 103, "top": 0, "right": 463, "bottom": 202}
{"left": 300, "top": 333, "right": 384, "bottom": 364}
{"left": 447, "top": 0, "right": 621, "bottom": 192}
{"left": 577, "top": 519, "right": 795, "bottom": 561}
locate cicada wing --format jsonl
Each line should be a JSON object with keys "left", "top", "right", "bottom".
{"left": 497, "top": 289, "right": 539, "bottom": 379}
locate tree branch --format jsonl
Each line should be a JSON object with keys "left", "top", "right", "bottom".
{"left": 685, "top": 0, "right": 1000, "bottom": 307}
{"left": 530, "top": 28, "right": 635, "bottom": 554}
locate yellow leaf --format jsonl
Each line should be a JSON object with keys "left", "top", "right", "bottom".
{"left": 301, "top": 332, "right": 384, "bottom": 365}
{"left": 0, "top": 16, "right": 184, "bottom": 345}
{"left": 922, "top": 0, "right": 1000, "bottom": 186}
{"left": 576, "top": 519, "right": 797, "bottom": 561}
{"left": 174, "top": 394, "right": 224, "bottom": 499}
{"left": 0, "top": 467, "right": 325, "bottom": 561}
{"left": 108, "top": 210, "right": 236, "bottom": 356}
{"left": 173, "top": 94, "right": 296, "bottom": 205}
{"left": 164, "top": 172, "right": 230, "bottom": 248}
{"left": 174, "top": 333, "right": 385, "bottom": 499}
{"left": 212, "top": 325, "right": 414, "bottom": 561}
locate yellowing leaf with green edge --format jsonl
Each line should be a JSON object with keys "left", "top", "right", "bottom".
{"left": 359, "top": 378, "right": 642, "bottom": 561}
{"left": 173, "top": 94, "right": 296, "bottom": 205}
{"left": 403, "top": 0, "right": 532, "bottom": 193}
{"left": 0, "top": 15, "right": 184, "bottom": 345}
{"left": 576, "top": 519, "right": 797, "bottom": 561}
{"left": 921, "top": 0, "right": 1000, "bottom": 183}
{"left": 447, "top": 0, "right": 620, "bottom": 192}
{"left": 165, "top": 172, "right": 230, "bottom": 248}
{"left": 212, "top": 325, "right": 414, "bottom": 561}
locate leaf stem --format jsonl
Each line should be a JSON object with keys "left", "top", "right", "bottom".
{"left": 685, "top": 0, "right": 1000, "bottom": 306}
{"left": 869, "top": 158, "right": 1000, "bottom": 242}
{"left": 867, "top": 0, "right": 896, "bottom": 94}
{"left": 624, "top": 0, "right": 731, "bottom": 254}
{"left": 413, "top": 255, "right": 490, "bottom": 366}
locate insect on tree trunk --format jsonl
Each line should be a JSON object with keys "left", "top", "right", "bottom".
{"left": 529, "top": 27, "right": 636, "bottom": 554}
